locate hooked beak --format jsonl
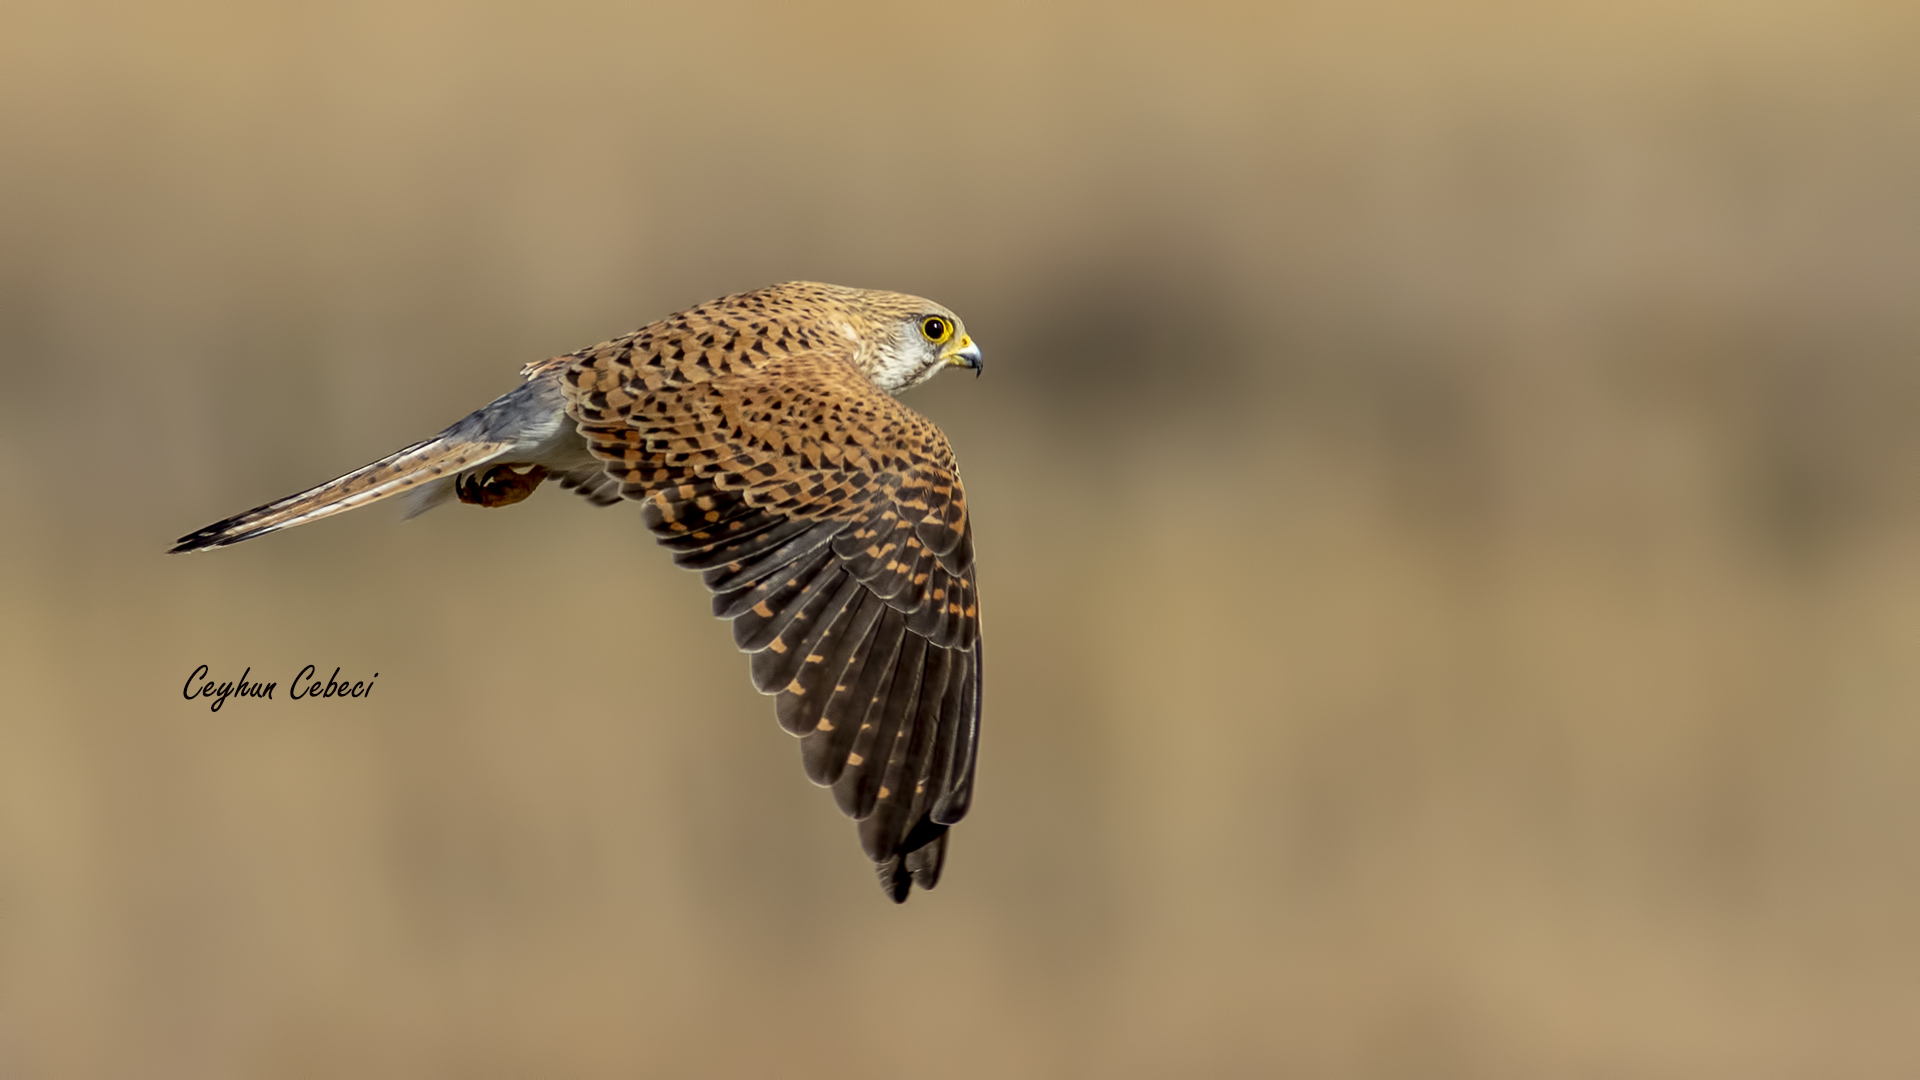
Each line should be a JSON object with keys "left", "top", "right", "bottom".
{"left": 944, "top": 335, "right": 984, "bottom": 377}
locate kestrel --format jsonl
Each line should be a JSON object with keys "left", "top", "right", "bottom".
{"left": 171, "top": 282, "right": 985, "bottom": 902}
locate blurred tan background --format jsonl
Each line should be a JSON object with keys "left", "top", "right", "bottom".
{"left": 2, "top": 0, "right": 1918, "bottom": 1076}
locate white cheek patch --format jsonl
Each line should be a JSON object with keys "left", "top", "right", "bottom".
{"left": 863, "top": 324, "right": 940, "bottom": 395}
{"left": 873, "top": 348, "right": 925, "bottom": 394}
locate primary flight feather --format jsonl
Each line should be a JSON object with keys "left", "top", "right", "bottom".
{"left": 171, "top": 282, "right": 986, "bottom": 902}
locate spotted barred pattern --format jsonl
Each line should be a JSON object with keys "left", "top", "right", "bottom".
{"left": 562, "top": 283, "right": 983, "bottom": 901}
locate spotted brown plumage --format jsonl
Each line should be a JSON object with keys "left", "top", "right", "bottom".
{"left": 170, "top": 282, "right": 986, "bottom": 902}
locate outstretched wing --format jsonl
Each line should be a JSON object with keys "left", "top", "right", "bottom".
{"left": 564, "top": 336, "right": 981, "bottom": 902}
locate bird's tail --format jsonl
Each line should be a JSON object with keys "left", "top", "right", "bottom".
{"left": 169, "top": 436, "right": 514, "bottom": 553}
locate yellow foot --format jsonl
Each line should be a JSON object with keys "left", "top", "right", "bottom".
{"left": 457, "top": 464, "right": 549, "bottom": 507}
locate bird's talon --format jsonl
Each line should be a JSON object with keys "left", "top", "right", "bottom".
{"left": 457, "top": 463, "right": 549, "bottom": 507}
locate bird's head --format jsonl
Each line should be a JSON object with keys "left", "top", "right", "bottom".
{"left": 831, "top": 287, "right": 983, "bottom": 395}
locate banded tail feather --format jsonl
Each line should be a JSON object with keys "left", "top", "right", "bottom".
{"left": 168, "top": 436, "right": 516, "bottom": 552}
{"left": 169, "top": 369, "right": 594, "bottom": 554}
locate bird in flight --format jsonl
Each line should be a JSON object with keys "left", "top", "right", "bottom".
{"left": 172, "top": 282, "right": 985, "bottom": 902}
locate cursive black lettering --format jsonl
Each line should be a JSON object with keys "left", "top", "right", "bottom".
{"left": 187, "top": 664, "right": 373, "bottom": 707}
{"left": 182, "top": 665, "right": 277, "bottom": 712}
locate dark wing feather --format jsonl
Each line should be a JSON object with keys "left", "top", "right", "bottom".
{"left": 726, "top": 544, "right": 839, "bottom": 651}
{"left": 749, "top": 569, "right": 864, "bottom": 697}
{"left": 562, "top": 315, "right": 981, "bottom": 903}
{"left": 817, "top": 604, "right": 909, "bottom": 795}
{"left": 933, "top": 647, "right": 982, "bottom": 825}
{"left": 554, "top": 464, "right": 625, "bottom": 506}
{"left": 852, "top": 634, "right": 943, "bottom": 861}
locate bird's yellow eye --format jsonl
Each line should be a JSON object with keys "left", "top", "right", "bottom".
{"left": 920, "top": 315, "right": 952, "bottom": 343}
